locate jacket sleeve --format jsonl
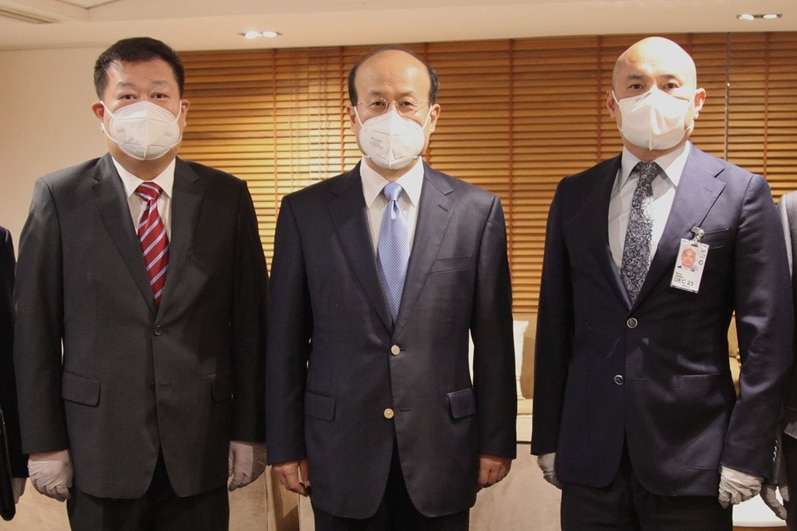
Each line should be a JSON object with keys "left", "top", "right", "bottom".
{"left": 531, "top": 180, "right": 573, "bottom": 456}
{"left": 470, "top": 195, "right": 517, "bottom": 458}
{"left": 13, "top": 179, "right": 70, "bottom": 454}
{"left": 230, "top": 180, "right": 268, "bottom": 443}
{"left": 265, "top": 196, "right": 313, "bottom": 464}
{"left": 722, "top": 174, "right": 794, "bottom": 478}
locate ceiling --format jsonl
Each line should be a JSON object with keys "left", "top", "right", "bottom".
{"left": 0, "top": 0, "right": 794, "bottom": 52}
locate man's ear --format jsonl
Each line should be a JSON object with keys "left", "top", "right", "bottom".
{"left": 427, "top": 103, "right": 441, "bottom": 132}
{"left": 605, "top": 90, "right": 618, "bottom": 120}
{"left": 346, "top": 104, "right": 359, "bottom": 131}
{"left": 91, "top": 101, "right": 106, "bottom": 121}
{"left": 692, "top": 88, "right": 707, "bottom": 118}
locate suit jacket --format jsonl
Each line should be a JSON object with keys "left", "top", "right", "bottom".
{"left": 531, "top": 146, "right": 793, "bottom": 496}
{"left": 777, "top": 192, "right": 797, "bottom": 436}
{"left": 0, "top": 226, "right": 26, "bottom": 478}
{"left": 265, "top": 162, "right": 517, "bottom": 518}
{"left": 13, "top": 154, "right": 268, "bottom": 499}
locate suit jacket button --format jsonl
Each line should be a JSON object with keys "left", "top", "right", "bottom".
{"left": 383, "top": 408, "right": 395, "bottom": 419}
{"left": 626, "top": 318, "right": 638, "bottom": 328}
{"left": 614, "top": 375, "right": 624, "bottom": 385}
{"left": 153, "top": 325, "right": 162, "bottom": 336}
{"left": 390, "top": 345, "right": 400, "bottom": 356}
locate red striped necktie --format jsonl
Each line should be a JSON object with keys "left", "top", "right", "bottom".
{"left": 135, "top": 182, "right": 169, "bottom": 307}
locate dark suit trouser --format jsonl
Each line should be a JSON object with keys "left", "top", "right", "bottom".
{"left": 561, "top": 447, "right": 732, "bottom": 531}
{"left": 312, "top": 444, "right": 469, "bottom": 531}
{"left": 66, "top": 452, "right": 229, "bottom": 531}
{"left": 785, "top": 434, "right": 797, "bottom": 531}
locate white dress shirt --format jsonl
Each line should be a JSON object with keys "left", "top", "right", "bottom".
{"left": 608, "top": 143, "right": 692, "bottom": 269}
{"left": 360, "top": 157, "right": 424, "bottom": 254}
{"left": 112, "top": 157, "right": 176, "bottom": 237}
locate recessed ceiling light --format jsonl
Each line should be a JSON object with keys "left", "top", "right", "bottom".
{"left": 240, "top": 31, "right": 281, "bottom": 39}
{"left": 737, "top": 13, "right": 782, "bottom": 20}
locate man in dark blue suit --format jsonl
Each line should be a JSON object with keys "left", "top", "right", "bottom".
{"left": 760, "top": 192, "right": 797, "bottom": 529}
{"left": 0, "top": 225, "right": 26, "bottom": 515}
{"left": 266, "top": 45, "right": 517, "bottom": 530}
{"left": 531, "top": 36, "right": 793, "bottom": 530}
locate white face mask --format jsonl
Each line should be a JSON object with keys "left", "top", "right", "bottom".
{"left": 356, "top": 108, "right": 429, "bottom": 170}
{"left": 614, "top": 88, "right": 693, "bottom": 150}
{"left": 102, "top": 101, "right": 182, "bottom": 160}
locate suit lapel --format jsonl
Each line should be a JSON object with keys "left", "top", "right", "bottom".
{"left": 393, "top": 166, "right": 455, "bottom": 334}
{"left": 636, "top": 148, "right": 726, "bottom": 305}
{"left": 158, "top": 159, "right": 202, "bottom": 316}
{"left": 92, "top": 154, "right": 155, "bottom": 312}
{"left": 327, "top": 167, "right": 393, "bottom": 331}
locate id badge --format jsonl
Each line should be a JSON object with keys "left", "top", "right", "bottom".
{"left": 670, "top": 236, "right": 709, "bottom": 293}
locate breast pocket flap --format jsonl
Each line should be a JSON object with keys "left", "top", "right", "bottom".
{"left": 431, "top": 256, "right": 471, "bottom": 273}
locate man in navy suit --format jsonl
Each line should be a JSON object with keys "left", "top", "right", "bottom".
{"left": 760, "top": 191, "right": 797, "bottom": 529}
{"left": 266, "top": 45, "right": 517, "bottom": 530}
{"left": 0, "top": 226, "right": 26, "bottom": 512}
{"left": 531, "top": 36, "right": 793, "bottom": 530}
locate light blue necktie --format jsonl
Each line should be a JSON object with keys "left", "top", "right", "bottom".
{"left": 377, "top": 182, "right": 409, "bottom": 321}
{"left": 620, "top": 161, "right": 660, "bottom": 303}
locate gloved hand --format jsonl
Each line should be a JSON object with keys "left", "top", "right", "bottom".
{"left": 718, "top": 465, "right": 763, "bottom": 508}
{"left": 760, "top": 483, "right": 790, "bottom": 520}
{"left": 537, "top": 452, "right": 561, "bottom": 489}
{"left": 228, "top": 441, "right": 266, "bottom": 491}
{"left": 28, "top": 450, "right": 72, "bottom": 502}
{"left": 11, "top": 478, "right": 26, "bottom": 503}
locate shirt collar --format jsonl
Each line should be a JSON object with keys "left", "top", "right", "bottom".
{"left": 112, "top": 157, "right": 176, "bottom": 200}
{"left": 619, "top": 141, "right": 691, "bottom": 190}
{"left": 360, "top": 157, "right": 424, "bottom": 207}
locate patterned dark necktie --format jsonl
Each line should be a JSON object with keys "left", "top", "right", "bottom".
{"left": 135, "top": 182, "right": 169, "bottom": 307}
{"left": 620, "top": 162, "right": 660, "bottom": 303}
{"left": 377, "top": 182, "right": 409, "bottom": 321}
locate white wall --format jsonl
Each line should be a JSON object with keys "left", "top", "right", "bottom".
{"left": 0, "top": 47, "right": 106, "bottom": 242}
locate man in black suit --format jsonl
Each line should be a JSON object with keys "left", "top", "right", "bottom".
{"left": 266, "top": 45, "right": 517, "bottom": 530}
{"left": 761, "top": 191, "right": 797, "bottom": 529}
{"left": 532, "top": 36, "right": 792, "bottom": 530}
{"left": 0, "top": 225, "right": 26, "bottom": 509}
{"left": 14, "top": 37, "right": 268, "bottom": 530}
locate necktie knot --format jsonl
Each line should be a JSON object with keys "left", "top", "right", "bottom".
{"left": 136, "top": 182, "right": 163, "bottom": 203}
{"left": 634, "top": 161, "right": 660, "bottom": 186}
{"left": 383, "top": 182, "right": 403, "bottom": 203}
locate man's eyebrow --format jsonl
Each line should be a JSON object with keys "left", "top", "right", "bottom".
{"left": 624, "top": 72, "right": 645, "bottom": 81}
{"left": 148, "top": 80, "right": 172, "bottom": 89}
{"left": 113, "top": 79, "right": 172, "bottom": 90}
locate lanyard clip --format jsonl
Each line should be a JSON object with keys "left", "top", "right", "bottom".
{"left": 690, "top": 226, "right": 705, "bottom": 242}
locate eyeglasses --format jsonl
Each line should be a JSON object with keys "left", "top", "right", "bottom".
{"left": 357, "top": 96, "right": 428, "bottom": 117}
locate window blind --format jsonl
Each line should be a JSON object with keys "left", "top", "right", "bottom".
{"left": 178, "top": 32, "right": 797, "bottom": 313}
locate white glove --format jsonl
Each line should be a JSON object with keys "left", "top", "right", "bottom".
{"left": 228, "top": 441, "right": 266, "bottom": 491}
{"left": 718, "top": 465, "right": 763, "bottom": 508}
{"left": 28, "top": 450, "right": 73, "bottom": 502}
{"left": 11, "top": 477, "right": 26, "bottom": 503}
{"left": 760, "top": 483, "right": 790, "bottom": 520}
{"left": 537, "top": 452, "right": 562, "bottom": 489}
